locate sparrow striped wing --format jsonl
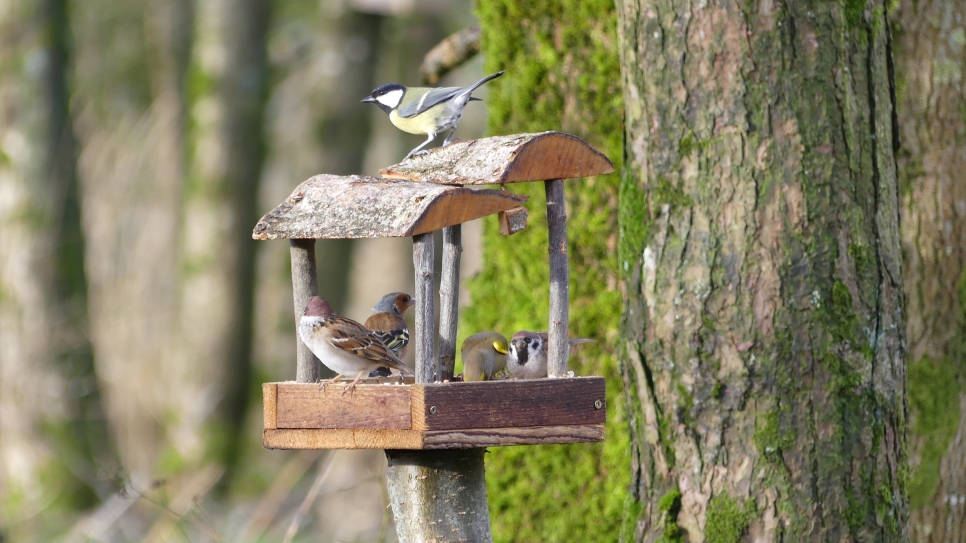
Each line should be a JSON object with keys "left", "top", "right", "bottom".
{"left": 325, "top": 317, "right": 408, "bottom": 369}
{"left": 396, "top": 86, "right": 463, "bottom": 118}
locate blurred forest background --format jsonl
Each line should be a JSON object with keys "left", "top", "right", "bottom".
{"left": 1, "top": 0, "right": 495, "bottom": 540}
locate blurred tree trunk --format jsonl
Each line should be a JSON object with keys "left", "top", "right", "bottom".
{"left": 0, "top": 0, "right": 114, "bottom": 537}
{"left": 618, "top": 1, "right": 907, "bottom": 541}
{"left": 181, "top": 0, "right": 271, "bottom": 471}
{"left": 71, "top": 0, "right": 192, "bottom": 481}
{"left": 894, "top": 1, "right": 966, "bottom": 540}
{"left": 468, "top": 1, "right": 629, "bottom": 541}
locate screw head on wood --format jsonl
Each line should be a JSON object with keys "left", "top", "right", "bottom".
{"left": 594, "top": 399, "right": 603, "bottom": 410}
{"left": 430, "top": 406, "right": 438, "bottom": 415}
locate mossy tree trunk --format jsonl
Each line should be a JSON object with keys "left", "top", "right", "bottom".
{"left": 618, "top": 1, "right": 907, "bottom": 541}
{"left": 894, "top": 0, "right": 966, "bottom": 540}
{"left": 470, "top": 1, "right": 630, "bottom": 542}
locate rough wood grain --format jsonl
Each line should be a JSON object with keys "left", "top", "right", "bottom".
{"left": 274, "top": 382, "right": 411, "bottom": 429}
{"left": 498, "top": 206, "right": 528, "bottom": 235}
{"left": 412, "top": 377, "right": 606, "bottom": 431}
{"left": 545, "top": 179, "right": 570, "bottom": 377}
{"left": 437, "top": 225, "right": 461, "bottom": 381}
{"left": 290, "top": 239, "right": 320, "bottom": 383}
{"left": 413, "top": 234, "right": 436, "bottom": 383}
{"left": 253, "top": 175, "right": 527, "bottom": 240}
{"left": 262, "top": 424, "right": 605, "bottom": 450}
{"left": 263, "top": 383, "right": 277, "bottom": 430}
{"left": 379, "top": 131, "right": 614, "bottom": 185}
{"left": 386, "top": 449, "right": 491, "bottom": 543}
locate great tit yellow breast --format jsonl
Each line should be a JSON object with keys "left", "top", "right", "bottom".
{"left": 388, "top": 102, "right": 449, "bottom": 136}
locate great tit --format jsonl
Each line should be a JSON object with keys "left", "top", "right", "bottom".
{"left": 362, "top": 70, "right": 504, "bottom": 162}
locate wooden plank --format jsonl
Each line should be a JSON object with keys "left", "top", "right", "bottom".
{"left": 274, "top": 383, "right": 412, "bottom": 429}
{"left": 421, "top": 424, "right": 605, "bottom": 449}
{"left": 252, "top": 175, "right": 527, "bottom": 240}
{"left": 379, "top": 131, "right": 615, "bottom": 185}
{"left": 263, "top": 383, "right": 278, "bottom": 430}
{"left": 545, "top": 179, "right": 570, "bottom": 377}
{"left": 263, "top": 428, "right": 425, "bottom": 450}
{"left": 413, "top": 233, "right": 437, "bottom": 383}
{"left": 290, "top": 239, "right": 320, "bottom": 383}
{"left": 262, "top": 425, "right": 604, "bottom": 450}
{"left": 498, "top": 206, "right": 528, "bottom": 235}
{"left": 412, "top": 377, "right": 606, "bottom": 431}
{"left": 437, "top": 225, "right": 461, "bottom": 381}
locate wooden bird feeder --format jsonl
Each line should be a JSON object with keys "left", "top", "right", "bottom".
{"left": 254, "top": 130, "right": 614, "bottom": 541}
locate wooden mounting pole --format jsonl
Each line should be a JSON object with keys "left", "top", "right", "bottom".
{"left": 290, "top": 239, "right": 320, "bottom": 384}
{"left": 386, "top": 232, "right": 492, "bottom": 543}
{"left": 545, "top": 179, "right": 570, "bottom": 377}
{"left": 438, "top": 225, "right": 461, "bottom": 381}
{"left": 386, "top": 449, "right": 492, "bottom": 542}
{"left": 411, "top": 233, "right": 436, "bottom": 382}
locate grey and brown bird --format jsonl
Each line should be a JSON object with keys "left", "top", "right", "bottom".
{"left": 460, "top": 332, "right": 509, "bottom": 382}
{"left": 298, "top": 296, "right": 413, "bottom": 394}
{"left": 365, "top": 292, "right": 415, "bottom": 358}
{"left": 506, "top": 331, "right": 595, "bottom": 379}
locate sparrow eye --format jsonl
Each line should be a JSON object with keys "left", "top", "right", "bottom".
{"left": 524, "top": 338, "right": 531, "bottom": 344}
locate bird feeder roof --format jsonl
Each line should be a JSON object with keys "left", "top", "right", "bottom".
{"left": 252, "top": 175, "right": 528, "bottom": 240}
{"left": 379, "top": 131, "right": 614, "bottom": 185}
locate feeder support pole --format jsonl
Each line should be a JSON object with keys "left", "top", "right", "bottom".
{"left": 412, "top": 232, "right": 437, "bottom": 383}
{"left": 545, "top": 179, "right": 570, "bottom": 377}
{"left": 438, "top": 225, "right": 462, "bottom": 381}
{"left": 290, "top": 239, "right": 320, "bottom": 383}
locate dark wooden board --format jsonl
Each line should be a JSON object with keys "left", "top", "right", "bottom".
{"left": 263, "top": 424, "right": 604, "bottom": 450}
{"left": 412, "top": 377, "right": 606, "bottom": 431}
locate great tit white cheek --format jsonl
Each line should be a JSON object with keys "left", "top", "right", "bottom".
{"left": 376, "top": 89, "right": 404, "bottom": 108}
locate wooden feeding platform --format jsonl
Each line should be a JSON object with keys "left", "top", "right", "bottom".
{"left": 262, "top": 377, "right": 606, "bottom": 450}
{"left": 253, "top": 130, "right": 614, "bottom": 451}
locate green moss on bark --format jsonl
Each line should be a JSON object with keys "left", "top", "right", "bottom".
{"left": 472, "top": 0, "right": 627, "bottom": 541}
{"left": 705, "top": 494, "right": 757, "bottom": 543}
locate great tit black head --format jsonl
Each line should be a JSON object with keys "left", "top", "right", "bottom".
{"left": 361, "top": 83, "right": 406, "bottom": 115}
{"left": 361, "top": 70, "right": 504, "bottom": 162}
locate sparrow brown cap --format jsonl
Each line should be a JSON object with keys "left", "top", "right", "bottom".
{"left": 304, "top": 296, "right": 335, "bottom": 318}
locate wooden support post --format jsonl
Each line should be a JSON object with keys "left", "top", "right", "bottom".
{"left": 290, "top": 239, "right": 320, "bottom": 383}
{"left": 387, "top": 232, "right": 492, "bottom": 542}
{"left": 438, "top": 225, "right": 461, "bottom": 381}
{"left": 412, "top": 233, "right": 436, "bottom": 383}
{"left": 545, "top": 179, "right": 570, "bottom": 377}
{"left": 386, "top": 449, "right": 491, "bottom": 542}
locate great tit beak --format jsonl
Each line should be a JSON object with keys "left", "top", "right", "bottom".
{"left": 361, "top": 96, "right": 376, "bottom": 103}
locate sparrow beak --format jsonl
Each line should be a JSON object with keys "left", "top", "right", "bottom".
{"left": 361, "top": 96, "right": 376, "bottom": 103}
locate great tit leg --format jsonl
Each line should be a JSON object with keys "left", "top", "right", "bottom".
{"left": 442, "top": 128, "right": 461, "bottom": 147}
{"left": 403, "top": 132, "right": 437, "bottom": 161}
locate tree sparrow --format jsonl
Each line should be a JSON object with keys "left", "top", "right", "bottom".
{"left": 507, "top": 331, "right": 595, "bottom": 379}
{"left": 299, "top": 296, "right": 413, "bottom": 393}
{"left": 460, "top": 332, "right": 509, "bottom": 382}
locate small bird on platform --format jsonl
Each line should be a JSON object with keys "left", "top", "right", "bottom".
{"left": 507, "top": 331, "right": 595, "bottom": 379}
{"left": 361, "top": 70, "right": 504, "bottom": 162}
{"left": 365, "top": 292, "right": 415, "bottom": 377}
{"left": 460, "top": 332, "right": 509, "bottom": 382}
{"left": 298, "top": 296, "right": 413, "bottom": 394}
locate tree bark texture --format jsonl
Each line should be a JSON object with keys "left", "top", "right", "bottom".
{"left": 894, "top": 1, "right": 966, "bottom": 540}
{"left": 385, "top": 449, "right": 492, "bottom": 543}
{"left": 618, "top": 1, "right": 907, "bottom": 541}
{"left": 438, "top": 225, "right": 462, "bottom": 381}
